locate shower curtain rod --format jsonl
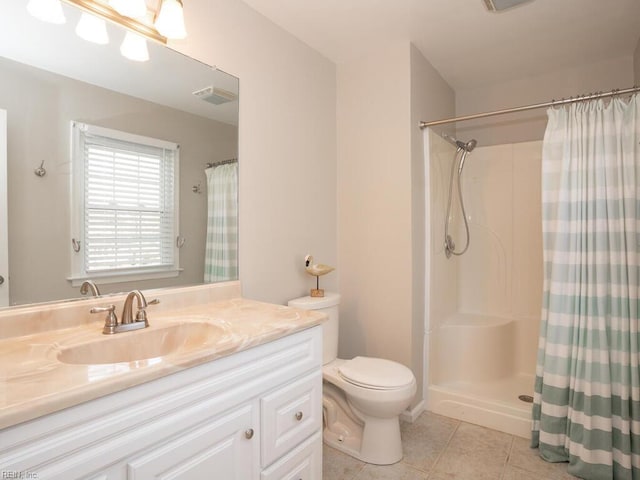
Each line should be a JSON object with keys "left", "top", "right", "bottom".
{"left": 206, "top": 158, "right": 237, "bottom": 168}
{"left": 419, "top": 85, "right": 640, "bottom": 129}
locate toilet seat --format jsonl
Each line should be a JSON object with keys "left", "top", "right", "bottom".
{"left": 337, "top": 356, "right": 414, "bottom": 390}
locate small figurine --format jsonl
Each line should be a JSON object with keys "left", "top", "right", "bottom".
{"left": 305, "top": 254, "right": 335, "bottom": 297}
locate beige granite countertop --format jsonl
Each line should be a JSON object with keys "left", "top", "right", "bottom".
{"left": 0, "top": 293, "right": 325, "bottom": 430}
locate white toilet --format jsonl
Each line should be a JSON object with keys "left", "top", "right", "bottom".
{"left": 288, "top": 292, "right": 416, "bottom": 465}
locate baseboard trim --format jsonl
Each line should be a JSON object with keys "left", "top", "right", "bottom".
{"left": 400, "top": 399, "right": 426, "bottom": 423}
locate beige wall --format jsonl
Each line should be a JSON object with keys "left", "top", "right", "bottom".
{"left": 337, "top": 41, "right": 412, "bottom": 366}
{"left": 1, "top": 58, "right": 236, "bottom": 305}
{"left": 455, "top": 55, "right": 634, "bottom": 146}
{"left": 176, "top": 0, "right": 337, "bottom": 305}
{"left": 635, "top": 36, "right": 640, "bottom": 84}
{"left": 336, "top": 41, "right": 454, "bottom": 407}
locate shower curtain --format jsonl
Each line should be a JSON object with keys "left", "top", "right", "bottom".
{"left": 204, "top": 163, "right": 238, "bottom": 282}
{"left": 532, "top": 95, "right": 639, "bottom": 479}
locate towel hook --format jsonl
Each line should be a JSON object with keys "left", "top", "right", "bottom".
{"left": 34, "top": 160, "right": 46, "bottom": 177}
{"left": 72, "top": 238, "right": 81, "bottom": 252}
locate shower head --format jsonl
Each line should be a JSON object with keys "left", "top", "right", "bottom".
{"left": 456, "top": 139, "right": 477, "bottom": 152}
{"left": 440, "top": 132, "right": 477, "bottom": 152}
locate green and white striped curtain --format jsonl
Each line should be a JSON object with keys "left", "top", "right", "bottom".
{"left": 204, "top": 163, "right": 238, "bottom": 282}
{"left": 532, "top": 95, "right": 640, "bottom": 479}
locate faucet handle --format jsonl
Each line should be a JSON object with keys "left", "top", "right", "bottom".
{"left": 90, "top": 304, "right": 118, "bottom": 335}
{"left": 135, "top": 298, "right": 160, "bottom": 323}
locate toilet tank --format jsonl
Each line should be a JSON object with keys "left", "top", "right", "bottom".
{"left": 288, "top": 292, "right": 340, "bottom": 365}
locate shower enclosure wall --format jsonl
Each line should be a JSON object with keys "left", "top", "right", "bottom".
{"left": 424, "top": 130, "right": 543, "bottom": 438}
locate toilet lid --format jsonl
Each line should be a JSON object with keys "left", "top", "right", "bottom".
{"left": 338, "top": 357, "right": 414, "bottom": 389}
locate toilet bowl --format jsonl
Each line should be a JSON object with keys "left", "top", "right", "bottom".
{"left": 288, "top": 293, "right": 416, "bottom": 465}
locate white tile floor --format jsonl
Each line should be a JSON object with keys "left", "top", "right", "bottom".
{"left": 323, "top": 412, "right": 578, "bottom": 480}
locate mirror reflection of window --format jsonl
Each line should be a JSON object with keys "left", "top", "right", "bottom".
{"left": 70, "top": 122, "right": 180, "bottom": 285}
{"left": 0, "top": 0, "right": 238, "bottom": 308}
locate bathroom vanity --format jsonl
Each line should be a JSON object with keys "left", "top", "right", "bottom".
{"left": 0, "top": 282, "right": 324, "bottom": 479}
{"left": 0, "top": 4, "right": 327, "bottom": 477}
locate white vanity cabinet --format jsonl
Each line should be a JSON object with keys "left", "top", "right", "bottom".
{"left": 0, "top": 326, "right": 322, "bottom": 480}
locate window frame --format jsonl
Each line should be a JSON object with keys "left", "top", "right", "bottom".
{"left": 68, "top": 121, "right": 181, "bottom": 286}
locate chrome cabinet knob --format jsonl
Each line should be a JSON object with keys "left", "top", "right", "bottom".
{"left": 0, "top": 275, "right": 4, "bottom": 285}
{"left": 295, "top": 411, "right": 303, "bottom": 421}
{"left": 244, "top": 428, "right": 254, "bottom": 439}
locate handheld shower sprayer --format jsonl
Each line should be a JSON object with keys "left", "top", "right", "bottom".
{"left": 443, "top": 135, "right": 477, "bottom": 258}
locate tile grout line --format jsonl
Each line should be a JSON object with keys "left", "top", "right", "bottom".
{"left": 425, "top": 418, "right": 462, "bottom": 478}
{"left": 499, "top": 435, "right": 516, "bottom": 480}
{"left": 400, "top": 460, "right": 432, "bottom": 479}
{"left": 349, "top": 458, "right": 367, "bottom": 480}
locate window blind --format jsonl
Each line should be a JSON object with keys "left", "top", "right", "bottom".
{"left": 82, "top": 133, "right": 176, "bottom": 273}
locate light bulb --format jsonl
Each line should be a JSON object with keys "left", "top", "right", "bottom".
{"left": 75, "top": 13, "right": 109, "bottom": 45}
{"left": 108, "top": 0, "right": 147, "bottom": 19}
{"left": 120, "top": 32, "right": 150, "bottom": 62}
{"left": 26, "top": 0, "right": 66, "bottom": 24}
{"left": 154, "top": 0, "right": 187, "bottom": 39}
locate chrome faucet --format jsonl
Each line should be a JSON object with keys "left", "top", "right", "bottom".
{"left": 80, "top": 280, "right": 101, "bottom": 297}
{"left": 90, "top": 290, "right": 159, "bottom": 335}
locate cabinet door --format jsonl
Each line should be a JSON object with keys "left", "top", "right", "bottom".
{"left": 127, "top": 403, "right": 258, "bottom": 480}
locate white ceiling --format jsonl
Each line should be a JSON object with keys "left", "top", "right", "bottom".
{"left": 240, "top": 0, "right": 640, "bottom": 90}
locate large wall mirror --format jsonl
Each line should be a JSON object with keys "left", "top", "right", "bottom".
{"left": 0, "top": 2, "right": 239, "bottom": 308}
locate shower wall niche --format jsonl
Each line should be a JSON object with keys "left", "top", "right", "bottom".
{"left": 425, "top": 130, "right": 543, "bottom": 437}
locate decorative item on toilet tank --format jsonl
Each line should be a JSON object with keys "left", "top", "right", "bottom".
{"left": 304, "top": 254, "right": 335, "bottom": 297}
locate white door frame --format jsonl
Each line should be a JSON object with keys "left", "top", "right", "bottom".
{"left": 0, "top": 109, "right": 8, "bottom": 306}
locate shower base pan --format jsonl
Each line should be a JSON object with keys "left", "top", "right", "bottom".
{"left": 428, "top": 373, "right": 534, "bottom": 438}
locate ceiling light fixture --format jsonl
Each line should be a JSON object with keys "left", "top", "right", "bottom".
{"left": 120, "top": 31, "right": 150, "bottom": 62}
{"left": 26, "top": 0, "right": 66, "bottom": 24}
{"left": 75, "top": 12, "right": 109, "bottom": 44}
{"left": 61, "top": 0, "right": 166, "bottom": 43}
{"left": 27, "top": 0, "right": 188, "bottom": 62}
{"left": 108, "top": 0, "right": 148, "bottom": 20}
{"left": 155, "top": 0, "right": 187, "bottom": 40}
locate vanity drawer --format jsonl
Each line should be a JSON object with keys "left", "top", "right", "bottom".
{"left": 261, "top": 431, "right": 322, "bottom": 480}
{"left": 261, "top": 370, "right": 322, "bottom": 467}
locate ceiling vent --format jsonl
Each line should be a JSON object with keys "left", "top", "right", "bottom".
{"left": 483, "top": 0, "right": 535, "bottom": 12}
{"left": 192, "top": 86, "right": 238, "bottom": 105}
